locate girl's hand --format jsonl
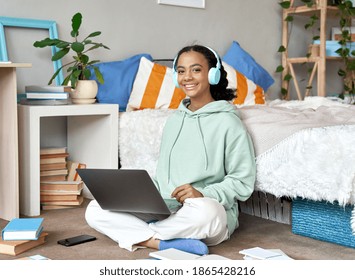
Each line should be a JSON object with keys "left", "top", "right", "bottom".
{"left": 171, "top": 184, "right": 203, "bottom": 204}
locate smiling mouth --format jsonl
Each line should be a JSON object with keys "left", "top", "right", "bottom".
{"left": 183, "top": 84, "right": 198, "bottom": 90}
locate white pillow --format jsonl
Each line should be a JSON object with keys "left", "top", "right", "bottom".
{"left": 223, "top": 62, "right": 266, "bottom": 106}
{"left": 127, "top": 57, "right": 186, "bottom": 111}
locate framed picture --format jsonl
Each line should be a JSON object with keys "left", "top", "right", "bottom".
{"left": 157, "top": 0, "right": 205, "bottom": 9}
{"left": 331, "top": 27, "right": 355, "bottom": 42}
{"left": 0, "top": 16, "right": 64, "bottom": 85}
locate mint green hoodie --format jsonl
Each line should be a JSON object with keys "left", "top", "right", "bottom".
{"left": 154, "top": 99, "right": 256, "bottom": 236}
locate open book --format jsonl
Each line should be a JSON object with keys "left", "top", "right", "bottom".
{"left": 149, "top": 248, "right": 231, "bottom": 260}
{"left": 239, "top": 247, "right": 293, "bottom": 260}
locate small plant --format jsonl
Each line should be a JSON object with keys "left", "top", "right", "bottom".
{"left": 34, "top": 12, "right": 109, "bottom": 88}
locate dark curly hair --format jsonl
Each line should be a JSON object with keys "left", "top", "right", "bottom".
{"left": 174, "top": 45, "right": 236, "bottom": 101}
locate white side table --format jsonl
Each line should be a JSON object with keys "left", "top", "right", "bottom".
{"left": 18, "top": 103, "right": 119, "bottom": 216}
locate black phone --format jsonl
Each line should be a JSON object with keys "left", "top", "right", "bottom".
{"left": 57, "top": 234, "right": 96, "bottom": 247}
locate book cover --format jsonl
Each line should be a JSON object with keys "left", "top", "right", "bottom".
{"left": 16, "top": 254, "right": 51, "bottom": 260}
{"left": 40, "top": 175, "right": 67, "bottom": 182}
{"left": 149, "top": 248, "right": 231, "bottom": 260}
{"left": 40, "top": 188, "right": 82, "bottom": 195}
{"left": 1, "top": 218, "right": 44, "bottom": 241}
{"left": 40, "top": 156, "right": 67, "bottom": 165}
{"left": 0, "top": 232, "right": 48, "bottom": 256}
{"left": 25, "top": 85, "right": 72, "bottom": 93}
{"left": 40, "top": 195, "right": 84, "bottom": 206}
{"left": 67, "top": 161, "right": 86, "bottom": 181}
{"left": 40, "top": 169, "right": 68, "bottom": 177}
{"left": 40, "top": 193, "right": 79, "bottom": 202}
{"left": 26, "top": 92, "right": 69, "bottom": 100}
{"left": 40, "top": 204, "right": 78, "bottom": 210}
{"left": 40, "top": 181, "right": 83, "bottom": 192}
{"left": 40, "top": 152, "right": 69, "bottom": 160}
{"left": 40, "top": 162, "right": 67, "bottom": 171}
{"left": 19, "top": 98, "right": 70, "bottom": 106}
{"left": 40, "top": 147, "right": 67, "bottom": 155}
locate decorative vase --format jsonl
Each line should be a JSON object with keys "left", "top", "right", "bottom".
{"left": 71, "top": 80, "right": 98, "bottom": 104}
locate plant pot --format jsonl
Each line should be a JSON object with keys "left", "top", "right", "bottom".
{"left": 71, "top": 80, "right": 98, "bottom": 104}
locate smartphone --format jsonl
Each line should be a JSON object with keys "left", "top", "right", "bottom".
{"left": 57, "top": 234, "right": 96, "bottom": 247}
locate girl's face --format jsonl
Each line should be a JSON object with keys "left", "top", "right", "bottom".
{"left": 176, "top": 51, "right": 211, "bottom": 100}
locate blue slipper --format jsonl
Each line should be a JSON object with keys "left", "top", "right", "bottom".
{"left": 159, "top": 238, "right": 209, "bottom": 255}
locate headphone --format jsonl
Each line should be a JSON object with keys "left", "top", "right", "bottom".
{"left": 172, "top": 46, "right": 221, "bottom": 88}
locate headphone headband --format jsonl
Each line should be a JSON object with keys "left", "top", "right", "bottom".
{"left": 205, "top": 46, "right": 221, "bottom": 70}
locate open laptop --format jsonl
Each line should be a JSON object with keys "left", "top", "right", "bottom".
{"left": 76, "top": 169, "right": 181, "bottom": 216}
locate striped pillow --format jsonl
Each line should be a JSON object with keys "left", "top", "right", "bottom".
{"left": 126, "top": 57, "right": 186, "bottom": 111}
{"left": 223, "top": 62, "right": 265, "bottom": 106}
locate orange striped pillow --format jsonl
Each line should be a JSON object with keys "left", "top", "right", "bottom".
{"left": 127, "top": 57, "right": 186, "bottom": 111}
{"left": 223, "top": 62, "right": 265, "bottom": 106}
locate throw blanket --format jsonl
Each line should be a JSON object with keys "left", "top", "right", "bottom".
{"left": 239, "top": 104, "right": 355, "bottom": 156}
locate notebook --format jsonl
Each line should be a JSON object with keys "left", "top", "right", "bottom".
{"left": 76, "top": 169, "right": 181, "bottom": 216}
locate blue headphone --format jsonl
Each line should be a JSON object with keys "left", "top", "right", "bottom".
{"left": 172, "top": 46, "right": 221, "bottom": 88}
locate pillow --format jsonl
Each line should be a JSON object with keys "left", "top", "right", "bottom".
{"left": 223, "top": 62, "right": 265, "bottom": 106}
{"left": 127, "top": 57, "right": 186, "bottom": 111}
{"left": 91, "top": 53, "right": 153, "bottom": 112}
{"left": 222, "top": 41, "right": 274, "bottom": 92}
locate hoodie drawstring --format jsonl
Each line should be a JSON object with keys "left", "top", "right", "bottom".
{"left": 196, "top": 115, "right": 208, "bottom": 170}
{"left": 167, "top": 111, "right": 186, "bottom": 183}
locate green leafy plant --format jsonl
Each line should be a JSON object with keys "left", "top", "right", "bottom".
{"left": 33, "top": 12, "right": 109, "bottom": 88}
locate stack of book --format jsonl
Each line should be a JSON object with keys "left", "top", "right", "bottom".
{"left": 0, "top": 218, "right": 48, "bottom": 256}
{"left": 40, "top": 180, "right": 84, "bottom": 210}
{"left": 40, "top": 147, "right": 69, "bottom": 181}
{"left": 40, "top": 147, "right": 86, "bottom": 210}
{"left": 20, "top": 85, "right": 72, "bottom": 105}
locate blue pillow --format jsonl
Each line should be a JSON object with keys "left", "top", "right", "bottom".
{"left": 222, "top": 41, "right": 274, "bottom": 92}
{"left": 91, "top": 53, "right": 153, "bottom": 111}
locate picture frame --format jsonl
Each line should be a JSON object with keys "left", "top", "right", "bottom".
{"left": 157, "top": 0, "right": 205, "bottom": 9}
{"left": 331, "top": 26, "right": 355, "bottom": 42}
{"left": 0, "top": 16, "right": 64, "bottom": 85}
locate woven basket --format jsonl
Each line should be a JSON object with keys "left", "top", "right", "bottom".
{"left": 292, "top": 198, "right": 355, "bottom": 248}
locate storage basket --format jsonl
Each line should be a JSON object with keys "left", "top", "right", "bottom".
{"left": 239, "top": 191, "right": 291, "bottom": 225}
{"left": 292, "top": 198, "right": 355, "bottom": 248}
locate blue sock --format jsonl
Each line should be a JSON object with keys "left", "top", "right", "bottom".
{"left": 159, "top": 238, "right": 209, "bottom": 256}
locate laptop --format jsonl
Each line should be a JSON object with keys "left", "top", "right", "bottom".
{"left": 76, "top": 169, "right": 181, "bottom": 216}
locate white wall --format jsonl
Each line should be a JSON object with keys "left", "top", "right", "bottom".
{"left": 0, "top": 0, "right": 284, "bottom": 99}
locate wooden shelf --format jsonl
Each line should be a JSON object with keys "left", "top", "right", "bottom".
{"left": 281, "top": 0, "right": 344, "bottom": 99}
{"left": 284, "top": 5, "right": 339, "bottom": 17}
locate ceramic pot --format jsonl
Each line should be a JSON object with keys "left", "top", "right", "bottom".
{"left": 71, "top": 80, "right": 98, "bottom": 104}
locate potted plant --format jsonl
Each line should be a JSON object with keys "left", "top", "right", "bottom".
{"left": 33, "top": 12, "right": 109, "bottom": 103}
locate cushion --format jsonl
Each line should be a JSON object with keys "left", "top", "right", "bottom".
{"left": 223, "top": 62, "right": 265, "bottom": 106}
{"left": 127, "top": 57, "right": 186, "bottom": 111}
{"left": 222, "top": 41, "right": 274, "bottom": 92}
{"left": 92, "top": 53, "right": 153, "bottom": 112}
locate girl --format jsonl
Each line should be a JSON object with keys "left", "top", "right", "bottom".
{"left": 85, "top": 45, "right": 256, "bottom": 255}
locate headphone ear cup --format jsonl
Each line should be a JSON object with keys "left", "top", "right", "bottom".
{"left": 208, "top": 67, "right": 221, "bottom": 85}
{"left": 173, "top": 70, "right": 180, "bottom": 88}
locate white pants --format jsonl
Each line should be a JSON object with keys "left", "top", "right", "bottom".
{"left": 85, "top": 197, "right": 229, "bottom": 251}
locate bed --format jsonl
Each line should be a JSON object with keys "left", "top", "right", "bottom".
{"left": 92, "top": 42, "right": 355, "bottom": 247}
